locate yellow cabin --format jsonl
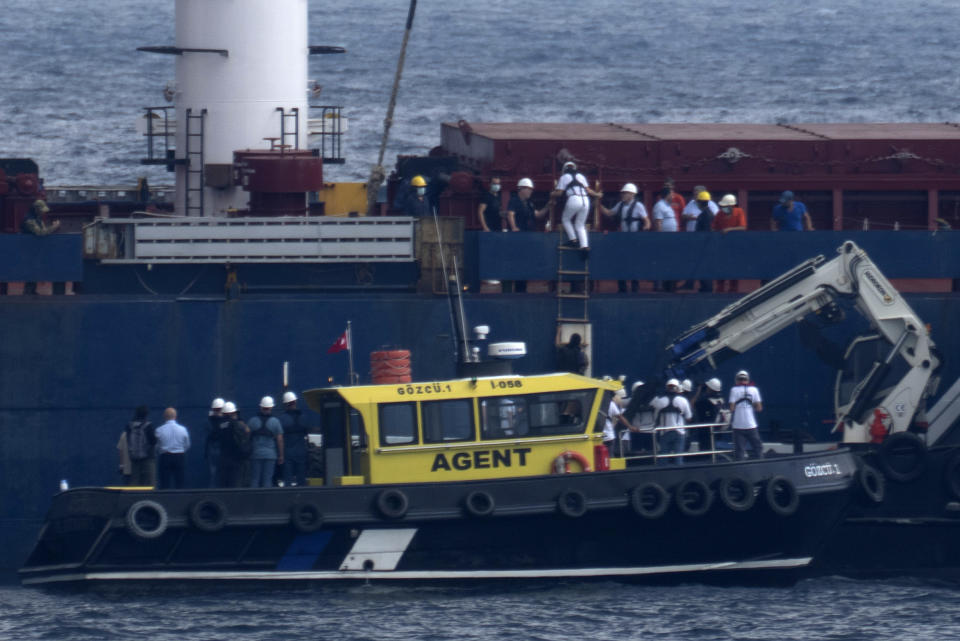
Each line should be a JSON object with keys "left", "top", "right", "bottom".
{"left": 303, "top": 373, "right": 623, "bottom": 486}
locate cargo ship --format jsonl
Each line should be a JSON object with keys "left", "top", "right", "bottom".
{"left": 3, "top": 0, "right": 960, "bottom": 578}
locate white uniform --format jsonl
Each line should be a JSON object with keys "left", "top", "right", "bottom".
{"left": 729, "top": 385, "right": 762, "bottom": 429}
{"left": 556, "top": 172, "right": 591, "bottom": 248}
{"left": 652, "top": 199, "right": 678, "bottom": 232}
{"left": 682, "top": 199, "right": 719, "bottom": 231}
{"left": 651, "top": 394, "right": 692, "bottom": 435}
{"left": 611, "top": 199, "right": 648, "bottom": 232}
{"left": 603, "top": 399, "right": 622, "bottom": 442}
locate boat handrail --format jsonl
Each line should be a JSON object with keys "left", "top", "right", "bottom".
{"left": 618, "top": 421, "right": 736, "bottom": 465}
{"left": 375, "top": 432, "right": 594, "bottom": 454}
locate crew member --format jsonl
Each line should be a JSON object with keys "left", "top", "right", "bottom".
{"left": 771, "top": 190, "right": 813, "bottom": 231}
{"left": 21, "top": 199, "right": 60, "bottom": 236}
{"left": 247, "top": 396, "right": 284, "bottom": 488}
{"left": 552, "top": 161, "right": 601, "bottom": 250}
{"left": 600, "top": 183, "right": 649, "bottom": 293}
{"left": 556, "top": 333, "right": 588, "bottom": 375}
{"left": 478, "top": 177, "right": 504, "bottom": 232}
{"left": 681, "top": 187, "right": 718, "bottom": 232}
{"left": 505, "top": 177, "right": 548, "bottom": 292}
{"left": 712, "top": 194, "right": 747, "bottom": 293}
{"left": 206, "top": 397, "right": 225, "bottom": 488}
{"left": 693, "top": 378, "right": 727, "bottom": 455}
{"left": 652, "top": 187, "right": 679, "bottom": 292}
{"left": 402, "top": 175, "right": 432, "bottom": 216}
{"left": 279, "top": 391, "right": 309, "bottom": 487}
{"left": 603, "top": 388, "right": 628, "bottom": 456}
{"left": 217, "top": 402, "right": 250, "bottom": 488}
{"left": 125, "top": 405, "right": 156, "bottom": 487}
{"left": 651, "top": 379, "right": 692, "bottom": 464}
{"left": 155, "top": 407, "right": 191, "bottom": 489}
{"left": 623, "top": 380, "right": 656, "bottom": 455}
{"left": 729, "top": 370, "right": 764, "bottom": 459}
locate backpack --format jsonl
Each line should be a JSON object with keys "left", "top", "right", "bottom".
{"left": 127, "top": 420, "right": 153, "bottom": 460}
{"left": 232, "top": 420, "right": 253, "bottom": 459}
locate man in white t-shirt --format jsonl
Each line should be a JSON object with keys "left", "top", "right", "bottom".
{"left": 681, "top": 185, "right": 719, "bottom": 232}
{"left": 603, "top": 388, "right": 627, "bottom": 456}
{"left": 652, "top": 187, "right": 679, "bottom": 233}
{"left": 651, "top": 379, "right": 692, "bottom": 464}
{"left": 552, "top": 161, "right": 602, "bottom": 250}
{"left": 728, "top": 370, "right": 764, "bottom": 459}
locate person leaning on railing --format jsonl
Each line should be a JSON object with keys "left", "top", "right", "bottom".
{"left": 712, "top": 194, "right": 747, "bottom": 293}
{"left": 21, "top": 199, "right": 60, "bottom": 236}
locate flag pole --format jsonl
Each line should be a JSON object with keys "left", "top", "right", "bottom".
{"left": 347, "top": 320, "right": 355, "bottom": 385}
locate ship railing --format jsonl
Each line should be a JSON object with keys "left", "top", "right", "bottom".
{"left": 83, "top": 215, "right": 415, "bottom": 263}
{"left": 617, "top": 421, "right": 735, "bottom": 465}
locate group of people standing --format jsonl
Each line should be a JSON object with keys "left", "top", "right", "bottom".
{"left": 116, "top": 392, "right": 313, "bottom": 490}
{"left": 602, "top": 370, "right": 764, "bottom": 463}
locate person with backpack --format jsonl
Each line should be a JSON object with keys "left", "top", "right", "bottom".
{"left": 246, "top": 396, "right": 285, "bottom": 488}
{"left": 125, "top": 405, "right": 157, "bottom": 487}
{"left": 623, "top": 380, "right": 656, "bottom": 455}
{"left": 729, "top": 370, "right": 764, "bottom": 459}
{"left": 217, "top": 402, "right": 251, "bottom": 488}
{"left": 206, "top": 398, "right": 225, "bottom": 488}
{"left": 599, "top": 183, "right": 650, "bottom": 293}
{"left": 552, "top": 161, "right": 602, "bottom": 251}
{"left": 279, "top": 391, "right": 311, "bottom": 487}
{"left": 651, "top": 379, "right": 692, "bottom": 464}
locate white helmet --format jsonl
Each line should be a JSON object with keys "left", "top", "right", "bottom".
{"left": 719, "top": 194, "right": 737, "bottom": 207}
{"left": 681, "top": 379, "right": 693, "bottom": 393}
{"left": 614, "top": 388, "right": 628, "bottom": 400}
{"left": 222, "top": 401, "right": 237, "bottom": 414}
{"left": 666, "top": 378, "right": 681, "bottom": 390}
{"left": 620, "top": 183, "right": 638, "bottom": 194}
{"left": 706, "top": 378, "right": 722, "bottom": 392}
{"left": 210, "top": 397, "right": 225, "bottom": 410}
{"left": 562, "top": 161, "right": 577, "bottom": 171}
{"left": 282, "top": 391, "right": 297, "bottom": 404}
{"left": 517, "top": 178, "right": 534, "bottom": 189}
{"left": 631, "top": 380, "right": 645, "bottom": 392}
{"left": 260, "top": 395, "right": 275, "bottom": 409}
{"left": 736, "top": 370, "right": 750, "bottom": 381}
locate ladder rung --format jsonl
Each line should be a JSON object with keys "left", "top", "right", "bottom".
{"left": 557, "top": 293, "right": 589, "bottom": 299}
{"left": 557, "top": 316, "right": 590, "bottom": 323}
{"left": 557, "top": 270, "right": 589, "bottom": 275}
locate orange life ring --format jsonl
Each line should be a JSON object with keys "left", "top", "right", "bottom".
{"left": 552, "top": 450, "right": 592, "bottom": 474}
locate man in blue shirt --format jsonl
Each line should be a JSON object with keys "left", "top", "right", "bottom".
{"left": 247, "top": 396, "right": 284, "bottom": 488}
{"left": 155, "top": 407, "right": 191, "bottom": 489}
{"left": 771, "top": 190, "right": 814, "bottom": 231}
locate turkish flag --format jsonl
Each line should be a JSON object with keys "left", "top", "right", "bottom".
{"left": 327, "top": 330, "right": 349, "bottom": 354}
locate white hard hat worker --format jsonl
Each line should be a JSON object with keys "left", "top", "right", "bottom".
{"left": 260, "top": 395, "right": 275, "bottom": 409}
{"left": 735, "top": 370, "right": 750, "bottom": 382}
{"left": 631, "top": 380, "right": 645, "bottom": 393}
{"left": 282, "top": 391, "right": 297, "bottom": 404}
{"left": 620, "top": 183, "right": 638, "bottom": 195}
{"left": 210, "top": 397, "right": 225, "bottom": 410}
{"left": 222, "top": 401, "right": 237, "bottom": 415}
{"left": 681, "top": 379, "right": 693, "bottom": 393}
{"left": 706, "top": 378, "right": 722, "bottom": 392}
{"left": 517, "top": 177, "right": 534, "bottom": 190}
{"left": 719, "top": 194, "right": 737, "bottom": 207}
{"left": 666, "top": 378, "right": 681, "bottom": 391}
{"left": 614, "top": 388, "right": 628, "bottom": 405}
{"left": 562, "top": 161, "right": 577, "bottom": 172}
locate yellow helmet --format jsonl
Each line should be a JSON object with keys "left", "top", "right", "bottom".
{"left": 411, "top": 175, "right": 427, "bottom": 187}
{"left": 696, "top": 191, "right": 711, "bottom": 202}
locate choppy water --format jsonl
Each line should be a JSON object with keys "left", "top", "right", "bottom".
{"left": 5, "top": 0, "right": 960, "bottom": 631}
{"left": 3, "top": 577, "right": 960, "bottom": 640}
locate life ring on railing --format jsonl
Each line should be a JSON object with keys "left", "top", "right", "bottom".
{"left": 376, "top": 488, "right": 409, "bottom": 519}
{"left": 630, "top": 483, "right": 670, "bottom": 519}
{"left": 290, "top": 502, "right": 324, "bottom": 532}
{"left": 189, "top": 498, "right": 228, "bottom": 532}
{"left": 463, "top": 490, "right": 496, "bottom": 517}
{"left": 764, "top": 476, "right": 800, "bottom": 516}
{"left": 126, "top": 499, "right": 169, "bottom": 539}
{"left": 943, "top": 450, "right": 960, "bottom": 500}
{"left": 674, "top": 479, "right": 714, "bottom": 517}
{"left": 552, "top": 450, "right": 592, "bottom": 474}
{"left": 878, "top": 432, "right": 928, "bottom": 483}
{"left": 717, "top": 476, "right": 757, "bottom": 512}
{"left": 556, "top": 489, "right": 588, "bottom": 518}
{"left": 857, "top": 464, "right": 885, "bottom": 504}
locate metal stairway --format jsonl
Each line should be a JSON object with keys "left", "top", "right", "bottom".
{"left": 556, "top": 244, "right": 590, "bottom": 324}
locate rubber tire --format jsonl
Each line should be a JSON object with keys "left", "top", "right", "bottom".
{"left": 878, "top": 432, "right": 928, "bottom": 483}
{"left": 674, "top": 479, "right": 714, "bottom": 517}
{"left": 718, "top": 476, "right": 757, "bottom": 512}
{"left": 857, "top": 464, "right": 885, "bottom": 504}
{"left": 943, "top": 450, "right": 960, "bottom": 500}
{"left": 376, "top": 488, "right": 409, "bottom": 519}
{"left": 189, "top": 498, "right": 228, "bottom": 532}
{"left": 463, "top": 490, "right": 496, "bottom": 517}
{"left": 126, "top": 500, "right": 169, "bottom": 539}
{"left": 629, "top": 483, "right": 670, "bottom": 519}
{"left": 557, "top": 489, "right": 588, "bottom": 518}
{"left": 290, "top": 502, "right": 324, "bottom": 533}
{"left": 765, "top": 476, "right": 800, "bottom": 516}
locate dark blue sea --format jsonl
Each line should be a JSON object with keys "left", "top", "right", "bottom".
{"left": 5, "top": 0, "right": 960, "bottom": 635}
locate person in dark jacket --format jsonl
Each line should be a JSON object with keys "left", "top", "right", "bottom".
{"left": 557, "top": 333, "right": 588, "bottom": 374}
{"left": 279, "top": 391, "right": 310, "bottom": 487}
{"left": 206, "top": 397, "right": 225, "bottom": 488}
{"left": 125, "top": 405, "right": 156, "bottom": 487}
{"left": 217, "top": 402, "right": 250, "bottom": 488}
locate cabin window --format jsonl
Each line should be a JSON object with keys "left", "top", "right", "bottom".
{"left": 422, "top": 399, "right": 475, "bottom": 443}
{"left": 594, "top": 390, "right": 613, "bottom": 434}
{"left": 480, "top": 389, "right": 595, "bottom": 439}
{"left": 480, "top": 397, "right": 529, "bottom": 439}
{"left": 379, "top": 402, "right": 417, "bottom": 446}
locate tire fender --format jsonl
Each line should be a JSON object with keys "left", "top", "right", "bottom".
{"left": 126, "top": 499, "right": 169, "bottom": 539}
{"left": 189, "top": 498, "right": 228, "bottom": 532}
{"left": 765, "top": 476, "right": 800, "bottom": 516}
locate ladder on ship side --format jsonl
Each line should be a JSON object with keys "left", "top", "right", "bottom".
{"left": 556, "top": 245, "right": 590, "bottom": 325}
{"left": 184, "top": 108, "right": 207, "bottom": 216}
{"left": 277, "top": 107, "right": 300, "bottom": 151}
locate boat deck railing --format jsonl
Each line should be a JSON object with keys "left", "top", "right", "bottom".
{"left": 617, "top": 422, "right": 737, "bottom": 465}
{"left": 84, "top": 215, "right": 416, "bottom": 263}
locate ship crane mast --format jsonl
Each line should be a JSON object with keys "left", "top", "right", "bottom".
{"left": 667, "top": 241, "right": 940, "bottom": 444}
